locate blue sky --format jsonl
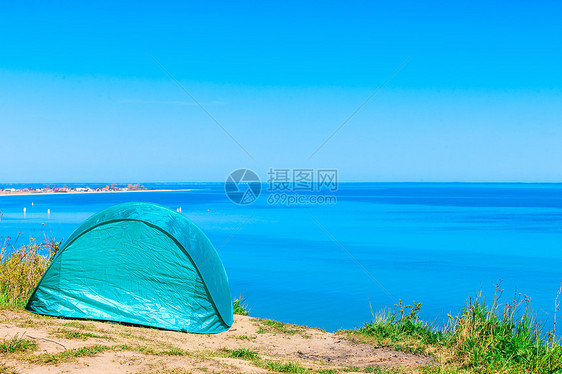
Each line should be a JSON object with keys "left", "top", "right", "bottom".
{"left": 1, "top": 1, "right": 561, "bottom": 182}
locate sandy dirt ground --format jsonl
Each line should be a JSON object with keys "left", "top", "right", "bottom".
{"left": 0, "top": 310, "right": 434, "bottom": 373}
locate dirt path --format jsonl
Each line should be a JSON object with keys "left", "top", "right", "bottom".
{"left": 0, "top": 310, "right": 433, "bottom": 373}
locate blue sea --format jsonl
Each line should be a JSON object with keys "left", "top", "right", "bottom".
{"left": 1, "top": 183, "right": 561, "bottom": 332}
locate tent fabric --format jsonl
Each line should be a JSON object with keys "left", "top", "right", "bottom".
{"left": 26, "top": 202, "right": 233, "bottom": 333}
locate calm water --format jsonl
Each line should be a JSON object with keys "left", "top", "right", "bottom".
{"left": 1, "top": 183, "right": 561, "bottom": 332}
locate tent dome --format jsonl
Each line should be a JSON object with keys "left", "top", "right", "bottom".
{"left": 26, "top": 202, "right": 233, "bottom": 333}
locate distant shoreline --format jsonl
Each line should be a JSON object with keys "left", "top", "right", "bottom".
{"left": 0, "top": 189, "right": 190, "bottom": 197}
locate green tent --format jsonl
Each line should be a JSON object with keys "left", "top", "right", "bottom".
{"left": 26, "top": 202, "right": 233, "bottom": 334}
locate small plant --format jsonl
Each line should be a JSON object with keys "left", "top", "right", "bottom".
{"left": 350, "top": 284, "right": 562, "bottom": 373}
{"left": 224, "top": 347, "right": 259, "bottom": 360}
{"left": 257, "top": 319, "right": 302, "bottom": 335}
{"left": 63, "top": 321, "right": 91, "bottom": 330}
{"left": 219, "top": 348, "right": 317, "bottom": 373}
{"left": 120, "top": 344, "right": 188, "bottom": 356}
{"left": 0, "top": 363, "right": 18, "bottom": 374}
{"left": 447, "top": 289, "right": 562, "bottom": 372}
{"left": 54, "top": 327, "right": 107, "bottom": 340}
{"left": 355, "top": 299, "right": 443, "bottom": 354}
{"left": 342, "top": 367, "right": 397, "bottom": 373}
{"left": 233, "top": 296, "right": 249, "bottom": 316}
{"left": 235, "top": 334, "right": 256, "bottom": 340}
{"left": 0, "top": 237, "right": 60, "bottom": 308}
{"left": 160, "top": 346, "right": 188, "bottom": 356}
{"left": 396, "top": 299, "right": 423, "bottom": 322}
{"left": 0, "top": 334, "right": 37, "bottom": 353}
{"left": 264, "top": 361, "right": 307, "bottom": 373}
{"left": 16, "top": 318, "right": 43, "bottom": 328}
{"left": 31, "top": 345, "right": 110, "bottom": 364}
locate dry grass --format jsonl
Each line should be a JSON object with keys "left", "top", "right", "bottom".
{"left": 0, "top": 236, "right": 60, "bottom": 308}
{"left": 347, "top": 287, "right": 562, "bottom": 373}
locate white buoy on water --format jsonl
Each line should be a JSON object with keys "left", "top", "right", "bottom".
{"left": 23, "top": 207, "right": 26, "bottom": 218}
{"left": 47, "top": 208, "right": 51, "bottom": 217}
{"left": 32, "top": 202, "right": 34, "bottom": 206}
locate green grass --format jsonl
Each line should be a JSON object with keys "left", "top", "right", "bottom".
{"left": 30, "top": 344, "right": 110, "bottom": 364}
{"left": 347, "top": 292, "right": 562, "bottom": 373}
{"left": 220, "top": 348, "right": 316, "bottom": 373}
{"left": 342, "top": 367, "right": 399, "bottom": 373}
{"left": 219, "top": 348, "right": 347, "bottom": 374}
{"left": 0, "top": 334, "right": 37, "bottom": 353}
{"left": 62, "top": 321, "right": 92, "bottom": 329}
{"left": 119, "top": 343, "right": 188, "bottom": 356}
{"left": 142, "top": 366, "right": 191, "bottom": 374}
{"left": 0, "top": 237, "right": 59, "bottom": 309}
{"left": 157, "top": 346, "right": 188, "bottom": 356}
{"left": 0, "top": 363, "right": 17, "bottom": 374}
{"left": 446, "top": 296, "right": 562, "bottom": 372}
{"left": 233, "top": 296, "right": 249, "bottom": 316}
{"left": 264, "top": 361, "right": 308, "bottom": 373}
{"left": 234, "top": 334, "right": 257, "bottom": 341}
{"left": 257, "top": 318, "right": 303, "bottom": 335}
{"left": 15, "top": 318, "right": 47, "bottom": 328}
{"left": 224, "top": 347, "right": 259, "bottom": 359}
{"left": 352, "top": 300, "right": 444, "bottom": 355}
{"left": 54, "top": 327, "right": 109, "bottom": 340}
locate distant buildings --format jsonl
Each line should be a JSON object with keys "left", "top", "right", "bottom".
{"left": 0, "top": 184, "right": 147, "bottom": 194}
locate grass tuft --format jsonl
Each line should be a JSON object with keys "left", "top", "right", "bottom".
{"left": 62, "top": 321, "right": 91, "bottom": 330}
{"left": 355, "top": 300, "right": 443, "bottom": 354}
{"left": 446, "top": 294, "right": 562, "bottom": 372}
{"left": 234, "top": 334, "right": 256, "bottom": 341}
{"left": 0, "top": 363, "right": 18, "bottom": 374}
{"left": 31, "top": 344, "right": 110, "bottom": 364}
{"left": 224, "top": 347, "right": 259, "bottom": 360}
{"left": 219, "top": 349, "right": 318, "bottom": 373}
{"left": 0, "top": 236, "right": 60, "bottom": 308}
{"left": 257, "top": 319, "right": 303, "bottom": 335}
{"left": 342, "top": 367, "right": 398, "bottom": 373}
{"left": 159, "top": 346, "right": 188, "bottom": 356}
{"left": 0, "top": 334, "right": 37, "bottom": 353}
{"left": 348, "top": 286, "right": 562, "bottom": 373}
{"left": 264, "top": 361, "right": 309, "bottom": 373}
{"left": 54, "top": 327, "right": 108, "bottom": 340}
{"left": 119, "top": 343, "right": 188, "bottom": 356}
{"left": 233, "top": 296, "right": 249, "bottom": 316}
